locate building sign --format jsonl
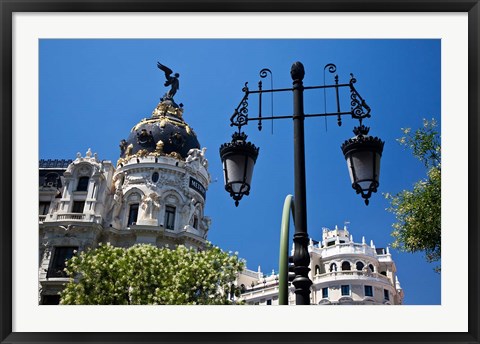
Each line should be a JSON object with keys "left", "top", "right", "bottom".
{"left": 189, "top": 177, "right": 206, "bottom": 200}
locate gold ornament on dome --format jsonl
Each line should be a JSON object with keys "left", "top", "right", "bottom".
{"left": 116, "top": 158, "right": 125, "bottom": 167}
{"left": 155, "top": 140, "right": 164, "bottom": 153}
{"left": 137, "top": 149, "right": 149, "bottom": 157}
{"left": 125, "top": 144, "right": 133, "bottom": 157}
{"left": 152, "top": 102, "right": 184, "bottom": 119}
{"left": 131, "top": 116, "right": 194, "bottom": 135}
{"left": 168, "top": 152, "right": 183, "bottom": 160}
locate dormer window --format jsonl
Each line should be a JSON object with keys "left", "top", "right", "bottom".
{"left": 341, "top": 261, "right": 351, "bottom": 271}
{"left": 76, "top": 176, "right": 89, "bottom": 191}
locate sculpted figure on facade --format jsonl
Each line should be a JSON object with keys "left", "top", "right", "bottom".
{"left": 141, "top": 192, "right": 160, "bottom": 220}
{"left": 181, "top": 198, "right": 197, "bottom": 224}
{"left": 107, "top": 187, "right": 123, "bottom": 227}
{"left": 186, "top": 148, "right": 201, "bottom": 163}
{"left": 186, "top": 147, "right": 208, "bottom": 169}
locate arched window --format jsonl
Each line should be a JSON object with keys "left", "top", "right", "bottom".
{"left": 76, "top": 176, "right": 89, "bottom": 191}
{"left": 315, "top": 265, "right": 321, "bottom": 275}
{"left": 329, "top": 263, "right": 337, "bottom": 272}
{"left": 165, "top": 205, "right": 176, "bottom": 230}
{"left": 369, "top": 264, "right": 375, "bottom": 273}
{"left": 380, "top": 271, "right": 387, "bottom": 276}
{"left": 341, "top": 261, "right": 351, "bottom": 271}
{"left": 127, "top": 203, "right": 139, "bottom": 226}
{"left": 356, "top": 262, "right": 365, "bottom": 271}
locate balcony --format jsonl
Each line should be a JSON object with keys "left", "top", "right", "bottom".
{"left": 57, "top": 213, "right": 86, "bottom": 221}
{"left": 312, "top": 243, "right": 378, "bottom": 259}
{"left": 40, "top": 213, "right": 103, "bottom": 224}
{"left": 314, "top": 270, "right": 392, "bottom": 286}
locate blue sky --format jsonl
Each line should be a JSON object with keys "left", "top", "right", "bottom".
{"left": 39, "top": 39, "right": 441, "bottom": 305}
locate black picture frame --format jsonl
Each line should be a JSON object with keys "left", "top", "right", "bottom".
{"left": 1, "top": 1, "right": 478, "bottom": 343}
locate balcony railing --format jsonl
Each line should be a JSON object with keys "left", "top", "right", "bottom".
{"left": 56, "top": 213, "right": 86, "bottom": 221}
{"left": 314, "top": 243, "right": 378, "bottom": 258}
{"left": 314, "top": 270, "right": 392, "bottom": 285}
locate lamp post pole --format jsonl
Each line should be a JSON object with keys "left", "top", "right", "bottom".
{"left": 291, "top": 62, "right": 312, "bottom": 305}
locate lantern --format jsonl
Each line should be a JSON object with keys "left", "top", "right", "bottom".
{"left": 219, "top": 132, "right": 259, "bottom": 206}
{"left": 341, "top": 125, "right": 384, "bottom": 205}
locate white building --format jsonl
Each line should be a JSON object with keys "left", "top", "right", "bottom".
{"left": 237, "top": 226, "right": 404, "bottom": 305}
{"left": 39, "top": 71, "right": 403, "bottom": 305}
{"left": 39, "top": 97, "right": 211, "bottom": 304}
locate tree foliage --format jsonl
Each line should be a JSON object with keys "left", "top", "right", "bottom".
{"left": 385, "top": 119, "right": 441, "bottom": 271}
{"left": 60, "top": 243, "right": 245, "bottom": 305}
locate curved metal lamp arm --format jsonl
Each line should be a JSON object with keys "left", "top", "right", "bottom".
{"left": 279, "top": 194, "right": 295, "bottom": 305}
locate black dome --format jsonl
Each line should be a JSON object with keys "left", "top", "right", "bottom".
{"left": 119, "top": 100, "right": 200, "bottom": 160}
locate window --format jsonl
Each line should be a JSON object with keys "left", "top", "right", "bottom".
{"left": 356, "top": 262, "right": 364, "bottom": 271}
{"left": 327, "top": 241, "right": 335, "bottom": 247}
{"left": 128, "top": 203, "right": 139, "bottom": 226}
{"left": 329, "top": 263, "right": 337, "bottom": 272}
{"left": 193, "top": 215, "right": 198, "bottom": 229}
{"left": 72, "top": 201, "right": 85, "bottom": 213}
{"left": 364, "top": 285, "right": 373, "bottom": 297}
{"left": 384, "top": 289, "right": 390, "bottom": 300}
{"left": 39, "top": 201, "right": 50, "bottom": 215}
{"left": 341, "top": 261, "right": 351, "bottom": 271}
{"left": 165, "top": 205, "right": 176, "bottom": 230}
{"left": 368, "top": 264, "right": 375, "bottom": 273}
{"left": 47, "top": 246, "right": 77, "bottom": 278}
{"left": 76, "top": 176, "right": 89, "bottom": 191}
{"left": 322, "top": 287, "right": 328, "bottom": 298}
{"left": 315, "top": 265, "right": 321, "bottom": 275}
{"left": 380, "top": 271, "right": 387, "bottom": 276}
{"left": 341, "top": 285, "right": 350, "bottom": 296}
{"left": 266, "top": 299, "right": 272, "bottom": 305}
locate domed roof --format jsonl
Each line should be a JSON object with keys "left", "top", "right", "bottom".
{"left": 119, "top": 99, "right": 200, "bottom": 161}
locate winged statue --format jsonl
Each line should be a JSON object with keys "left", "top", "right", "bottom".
{"left": 157, "top": 62, "right": 180, "bottom": 100}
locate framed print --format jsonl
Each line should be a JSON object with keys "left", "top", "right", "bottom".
{"left": 1, "top": 1, "right": 479, "bottom": 343}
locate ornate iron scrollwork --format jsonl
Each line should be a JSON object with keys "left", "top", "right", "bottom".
{"left": 349, "top": 73, "right": 371, "bottom": 122}
{"left": 230, "top": 82, "right": 250, "bottom": 129}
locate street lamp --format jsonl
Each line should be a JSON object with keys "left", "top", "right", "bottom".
{"left": 342, "top": 125, "right": 385, "bottom": 205}
{"left": 219, "top": 61, "right": 384, "bottom": 305}
{"left": 219, "top": 132, "right": 259, "bottom": 207}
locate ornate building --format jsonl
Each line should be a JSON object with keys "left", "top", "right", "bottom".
{"left": 39, "top": 63, "right": 403, "bottom": 305}
{"left": 39, "top": 73, "right": 211, "bottom": 304}
{"left": 237, "top": 226, "right": 404, "bottom": 305}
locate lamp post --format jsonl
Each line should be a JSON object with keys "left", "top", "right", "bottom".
{"left": 220, "top": 62, "right": 384, "bottom": 305}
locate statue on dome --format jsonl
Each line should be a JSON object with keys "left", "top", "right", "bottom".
{"left": 157, "top": 62, "right": 179, "bottom": 100}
